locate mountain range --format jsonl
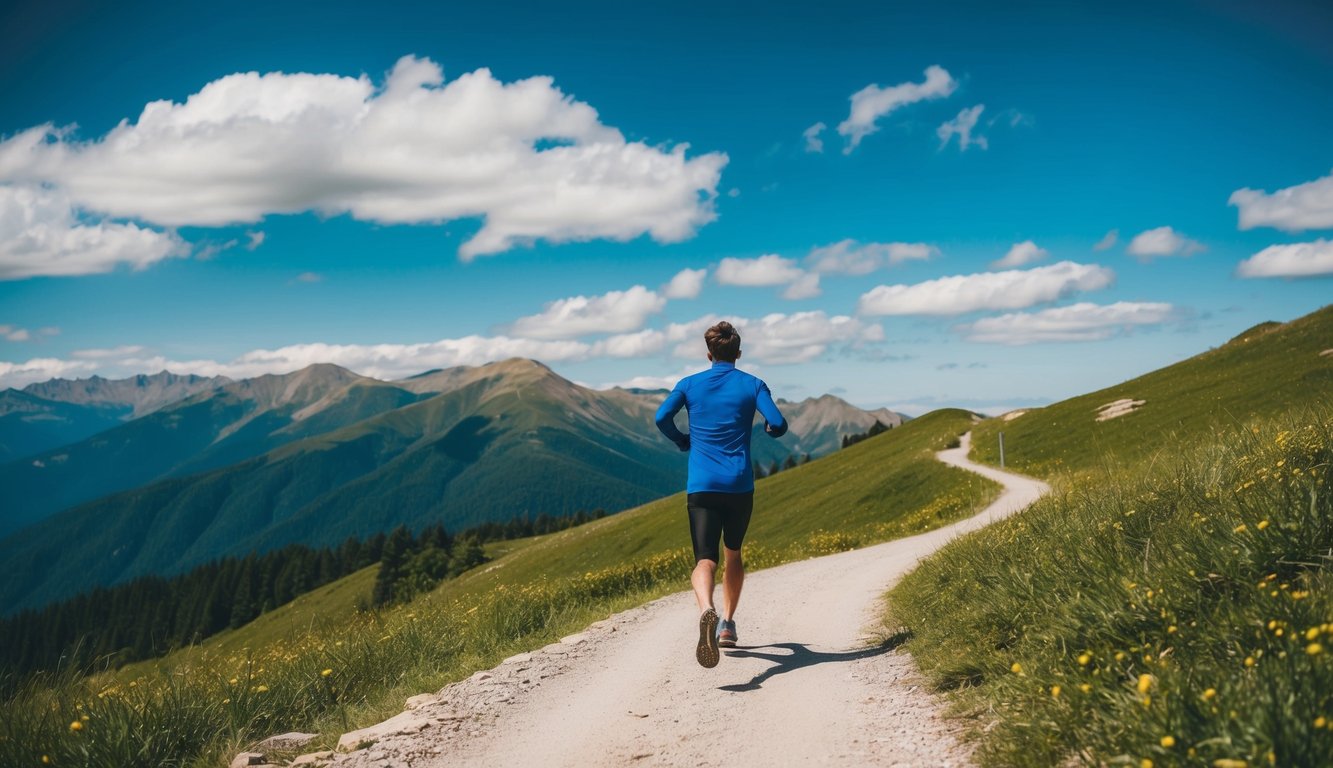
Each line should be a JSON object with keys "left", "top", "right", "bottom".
{"left": 0, "top": 359, "right": 902, "bottom": 615}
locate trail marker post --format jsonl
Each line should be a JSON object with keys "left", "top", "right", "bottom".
{"left": 999, "top": 432, "right": 1006, "bottom": 469}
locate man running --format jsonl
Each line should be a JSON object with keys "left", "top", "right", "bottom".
{"left": 654, "top": 321, "right": 787, "bottom": 668}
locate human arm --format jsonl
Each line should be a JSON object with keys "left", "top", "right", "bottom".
{"left": 756, "top": 381, "right": 787, "bottom": 437}
{"left": 654, "top": 386, "right": 691, "bottom": 451}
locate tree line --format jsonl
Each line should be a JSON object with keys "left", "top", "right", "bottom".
{"left": 0, "top": 508, "right": 608, "bottom": 683}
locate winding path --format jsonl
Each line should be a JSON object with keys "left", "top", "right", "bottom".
{"left": 329, "top": 432, "right": 1049, "bottom": 767}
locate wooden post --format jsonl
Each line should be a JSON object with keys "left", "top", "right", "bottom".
{"left": 999, "top": 431, "right": 1006, "bottom": 469}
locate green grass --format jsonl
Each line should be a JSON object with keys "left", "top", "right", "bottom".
{"left": 885, "top": 307, "right": 1333, "bottom": 766}
{"left": 968, "top": 305, "right": 1333, "bottom": 478}
{"left": 3, "top": 407, "right": 999, "bottom": 768}
{"left": 889, "top": 412, "right": 1332, "bottom": 767}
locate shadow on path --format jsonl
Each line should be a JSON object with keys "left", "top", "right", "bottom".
{"left": 718, "top": 631, "right": 911, "bottom": 692}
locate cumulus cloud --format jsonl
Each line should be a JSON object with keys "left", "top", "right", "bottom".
{"left": 1093, "top": 229, "right": 1119, "bottom": 251}
{"left": 990, "top": 240, "right": 1048, "bottom": 269}
{"left": 937, "top": 104, "right": 987, "bottom": 151}
{"left": 805, "top": 239, "right": 937, "bottom": 275}
{"left": 0, "top": 55, "right": 727, "bottom": 261}
{"left": 1229, "top": 170, "right": 1333, "bottom": 232}
{"left": 958, "top": 301, "right": 1180, "bottom": 344}
{"left": 715, "top": 254, "right": 805, "bottom": 286}
{"left": 0, "top": 325, "right": 30, "bottom": 341}
{"left": 857, "top": 261, "right": 1114, "bottom": 316}
{"left": 662, "top": 267, "right": 706, "bottom": 299}
{"left": 1126, "top": 226, "right": 1205, "bottom": 261}
{"left": 837, "top": 65, "right": 957, "bottom": 153}
{"left": 1236, "top": 239, "right": 1333, "bottom": 278}
{"left": 0, "top": 311, "right": 885, "bottom": 389}
{"left": 666, "top": 311, "right": 882, "bottom": 365}
{"left": 781, "top": 272, "right": 821, "bottom": 300}
{"left": 0, "top": 184, "right": 186, "bottom": 280}
{"left": 802, "top": 122, "right": 826, "bottom": 153}
{"left": 509, "top": 285, "right": 666, "bottom": 339}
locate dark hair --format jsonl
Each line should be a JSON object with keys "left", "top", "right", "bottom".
{"left": 705, "top": 321, "right": 741, "bottom": 362}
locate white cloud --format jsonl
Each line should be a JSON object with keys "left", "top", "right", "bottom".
{"left": 1229, "top": 170, "right": 1333, "bottom": 232}
{"left": 662, "top": 267, "right": 706, "bottom": 299}
{"left": 0, "top": 55, "right": 727, "bottom": 261}
{"left": 937, "top": 104, "right": 987, "bottom": 151}
{"left": 596, "top": 372, "right": 684, "bottom": 391}
{"left": 0, "top": 325, "right": 30, "bottom": 341}
{"left": 1093, "top": 229, "right": 1119, "bottom": 251}
{"left": 781, "top": 272, "right": 821, "bottom": 300}
{"left": 803, "top": 122, "right": 826, "bottom": 153}
{"left": 0, "top": 357, "right": 99, "bottom": 388}
{"left": 510, "top": 285, "right": 666, "bottom": 339}
{"left": 715, "top": 254, "right": 805, "bottom": 286}
{"left": 805, "top": 239, "right": 937, "bottom": 275}
{"left": 70, "top": 345, "right": 148, "bottom": 359}
{"left": 837, "top": 65, "right": 957, "bottom": 153}
{"left": 245, "top": 230, "right": 265, "bottom": 250}
{"left": 589, "top": 329, "right": 667, "bottom": 358}
{"left": 858, "top": 261, "right": 1115, "bottom": 316}
{"left": 0, "top": 184, "right": 186, "bottom": 280}
{"left": 294, "top": 271, "right": 323, "bottom": 283}
{"left": 1236, "top": 239, "right": 1333, "bottom": 278}
{"left": 665, "top": 311, "right": 882, "bottom": 365}
{"left": 1125, "top": 226, "right": 1205, "bottom": 261}
{"left": 958, "top": 301, "right": 1180, "bottom": 344}
{"left": 990, "top": 240, "right": 1048, "bottom": 269}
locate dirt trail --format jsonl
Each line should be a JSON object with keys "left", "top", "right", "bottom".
{"left": 329, "top": 432, "right": 1049, "bottom": 767}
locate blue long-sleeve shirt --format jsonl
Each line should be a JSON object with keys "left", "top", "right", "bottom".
{"left": 654, "top": 361, "right": 787, "bottom": 493}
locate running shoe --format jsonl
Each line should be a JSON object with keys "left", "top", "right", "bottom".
{"left": 717, "top": 619, "right": 737, "bottom": 648}
{"left": 696, "top": 608, "right": 720, "bottom": 668}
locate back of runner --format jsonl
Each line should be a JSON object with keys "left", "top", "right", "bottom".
{"left": 655, "top": 321, "right": 787, "bottom": 668}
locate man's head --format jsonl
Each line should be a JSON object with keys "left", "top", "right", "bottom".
{"left": 705, "top": 321, "right": 742, "bottom": 363}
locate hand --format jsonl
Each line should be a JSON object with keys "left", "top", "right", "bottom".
{"left": 765, "top": 424, "right": 779, "bottom": 436}
{"left": 677, "top": 435, "right": 691, "bottom": 452}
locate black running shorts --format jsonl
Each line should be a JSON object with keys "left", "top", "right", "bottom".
{"left": 687, "top": 491, "right": 753, "bottom": 563}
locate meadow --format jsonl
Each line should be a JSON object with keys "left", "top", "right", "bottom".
{"left": 1, "top": 408, "right": 997, "bottom": 768}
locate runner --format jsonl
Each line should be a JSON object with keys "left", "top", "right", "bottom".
{"left": 654, "top": 320, "right": 787, "bottom": 668}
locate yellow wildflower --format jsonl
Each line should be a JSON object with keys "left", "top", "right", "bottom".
{"left": 1079, "top": 683, "right": 1092, "bottom": 693}
{"left": 1078, "top": 653, "right": 1091, "bottom": 666}
{"left": 1161, "top": 735, "right": 1176, "bottom": 748}
{"left": 1307, "top": 643, "right": 1324, "bottom": 656}
{"left": 1011, "top": 662, "right": 1023, "bottom": 675}
{"left": 1316, "top": 716, "right": 1327, "bottom": 728}
{"left": 321, "top": 668, "right": 333, "bottom": 677}
{"left": 1051, "top": 685, "right": 1061, "bottom": 698}
{"left": 1257, "top": 520, "right": 1269, "bottom": 530}
{"left": 1308, "top": 627, "right": 1321, "bottom": 640}
{"left": 1202, "top": 688, "right": 1217, "bottom": 700}
{"left": 69, "top": 721, "right": 82, "bottom": 732}
{"left": 1142, "top": 759, "right": 1154, "bottom": 768}
{"left": 256, "top": 684, "right": 269, "bottom": 693}
{"left": 1244, "top": 656, "right": 1256, "bottom": 667}
{"left": 1213, "top": 759, "right": 1248, "bottom": 768}
{"left": 1137, "top": 674, "right": 1153, "bottom": 694}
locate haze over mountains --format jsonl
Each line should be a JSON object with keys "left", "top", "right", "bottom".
{"left": 0, "top": 359, "right": 902, "bottom": 615}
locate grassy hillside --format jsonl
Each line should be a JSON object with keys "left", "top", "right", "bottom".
{"left": 3, "top": 407, "right": 997, "bottom": 768}
{"left": 888, "top": 306, "right": 1333, "bottom": 766}
{"left": 968, "top": 304, "right": 1333, "bottom": 477}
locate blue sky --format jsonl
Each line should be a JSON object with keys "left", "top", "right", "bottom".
{"left": 1, "top": 0, "right": 1330, "bottom": 414}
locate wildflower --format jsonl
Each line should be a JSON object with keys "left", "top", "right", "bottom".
{"left": 1234, "top": 524, "right": 1247, "bottom": 533}
{"left": 1078, "top": 653, "right": 1092, "bottom": 666}
{"left": 1116, "top": 651, "right": 1126, "bottom": 661}
{"left": 1051, "top": 685, "right": 1061, "bottom": 698}
{"left": 256, "top": 684, "right": 270, "bottom": 692}
{"left": 1212, "top": 759, "right": 1248, "bottom": 768}
{"left": 1011, "top": 662, "right": 1024, "bottom": 675}
{"left": 1142, "top": 760, "right": 1154, "bottom": 768}
{"left": 1307, "top": 643, "right": 1324, "bottom": 656}
{"left": 69, "top": 720, "right": 83, "bottom": 732}
{"left": 42, "top": 757, "right": 50, "bottom": 765}
{"left": 1137, "top": 674, "right": 1153, "bottom": 694}
{"left": 321, "top": 668, "right": 333, "bottom": 677}
{"left": 1161, "top": 735, "right": 1176, "bottom": 748}
{"left": 1257, "top": 520, "right": 1269, "bottom": 530}
{"left": 1309, "top": 627, "right": 1322, "bottom": 640}
{"left": 222, "top": 698, "right": 230, "bottom": 704}
{"left": 1202, "top": 688, "right": 1217, "bottom": 700}
{"left": 1168, "top": 626, "right": 1177, "bottom": 634}
{"left": 1244, "top": 656, "right": 1256, "bottom": 667}
{"left": 228, "top": 677, "right": 238, "bottom": 685}
{"left": 1079, "top": 683, "right": 1092, "bottom": 693}
{"left": 1316, "top": 716, "right": 1327, "bottom": 728}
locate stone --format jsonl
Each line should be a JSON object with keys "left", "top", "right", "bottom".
{"left": 256, "top": 732, "right": 318, "bottom": 752}
{"left": 290, "top": 751, "right": 334, "bottom": 766}
{"left": 559, "top": 632, "right": 588, "bottom": 645}
{"left": 469, "top": 671, "right": 493, "bottom": 682}
{"left": 501, "top": 651, "right": 532, "bottom": 665}
{"left": 336, "top": 710, "right": 432, "bottom": 752}
{"left": 229, "top": 753, "right": 265, "bottom": 768}
{"left": 404, "top": 693, "right": 436, "bottom": 710}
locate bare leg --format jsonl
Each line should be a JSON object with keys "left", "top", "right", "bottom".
{"left": 721, "top": 546, "right": 744, "bottom": 621}
{"left": 691, "top": 559, "right": 717, "bottom": 614}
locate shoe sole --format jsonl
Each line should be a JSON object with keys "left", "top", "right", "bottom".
{"left": 718, "top": 635, "right": 737, "bottom": 648}
{"left": 697, "top": 609, "right": 720, "bottom": 668}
